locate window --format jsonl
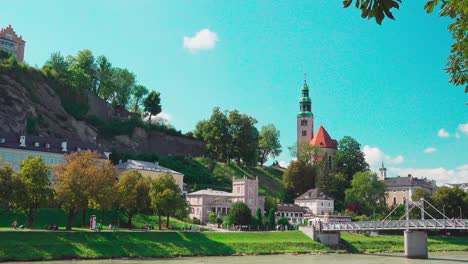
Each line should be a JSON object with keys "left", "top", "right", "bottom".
{"left": 0, "top": 138, "right": 5, "bottom": 143}
{"left": 46, "top": 143, "right": 50, "bottom": 149}
{"left": 393, "top": 197, "right": 396, "bottom": 206}
{"left": 34, "top": 142, "right": 39, "bottom": 147}
{"left": 5, "top": 34, "right": 12, "bottom": 40}
{"left": 302, "top": 130, "right": 307, "bottom": 136}
{"left": 301, "top": 119, "right": 308, "bottom": 126}
{"left": 237, "top": 186, "right": 240, "bottom": 193}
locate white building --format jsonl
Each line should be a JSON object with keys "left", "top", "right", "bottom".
{"left": 275, "top": 203, "right": 308, "bottom": 225}
{"left": 294, "top": 188, "right": 334, "bottom": 216}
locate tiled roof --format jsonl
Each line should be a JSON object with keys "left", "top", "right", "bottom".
{"left": 187, "top": 189, "right": 233, "bottom": 196}
{"left": 384, "top": 176, "right": 436, "bottom": 189}
{"left": 115, "top": 159, "right": 183, "bottom": 176}
{"left": 276, "top": 203, "right": 307, "bottom": 213}
{"left": 295, "top": 188, "right": 333, "bottom": 201}
{"left": 0, "top": 132, "right": 103, "bottom": 156}
{"left": 309, "top": 126, "right": 338, "bottom": 149}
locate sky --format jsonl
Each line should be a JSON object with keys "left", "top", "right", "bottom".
{"left": 3, "top": 0, "right": 467, "bottom": 184}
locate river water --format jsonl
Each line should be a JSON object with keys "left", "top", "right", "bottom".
{"left": 6, "top": 253, "right": 468, "bottom": 264}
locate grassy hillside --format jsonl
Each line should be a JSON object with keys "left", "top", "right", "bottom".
{"left": 0, "top": 231, "right": 328, "bottom": 261}
{"left": 159, "top": 156, "right": 285, "bottom": 204}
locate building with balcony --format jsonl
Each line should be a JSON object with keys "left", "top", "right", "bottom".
{"left": 294, "top": 188, "right": 334, "bottom": 216}
{"left": 0, "top": 25, "right": 25, "bottom": 62}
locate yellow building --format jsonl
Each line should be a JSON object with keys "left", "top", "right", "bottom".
{"left": 115, "top": 159, "right": 184, "bottom": 193}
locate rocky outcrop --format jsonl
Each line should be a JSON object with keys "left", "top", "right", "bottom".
{"left": 0, "top": 69, "right": 205, "bottom": 157}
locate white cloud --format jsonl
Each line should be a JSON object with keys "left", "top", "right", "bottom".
{"left": 437, "top": 128, "right": 450, "bottom": 138}
{"left": 183, "top": 29, "right": 219, "bottom": 53}
{"left": 388, "top": 164, "right": 468, "bottom": 185}
{"left": 278, "top": 160, "right": 290, "bottom": 168}
{"left": 455, "top": 132, "right": 461, "bottom": 139}
{"left": 458, "top": 123, "right": 468, "bottom": 135}
{"left": 156, "top": 111, "right": 172, "bottom": 121}
{"left": 363, "top": 145, "right": 404, "bottom": 171}
{"left": 423, "top": 147, "right": 437, "bottom": 153}
{"left": 143, "top": 111, "right": 172, "bottom": 124}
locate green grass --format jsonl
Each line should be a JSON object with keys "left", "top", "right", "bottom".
{"left": 0, "top": 231, "right": 328, "bottom": 261}
{"left": 341, "top": 232, "right": 468, "bottom": 253}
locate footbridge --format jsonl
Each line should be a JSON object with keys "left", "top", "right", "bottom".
{"left": 299, "top": 198, "right": 468, "bottom": 259}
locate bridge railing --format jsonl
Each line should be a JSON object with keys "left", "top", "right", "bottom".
{"left": 321, "top": 219, "right": 468, "bottom": 231}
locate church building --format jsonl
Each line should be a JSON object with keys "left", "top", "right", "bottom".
{"left": 296, "top": 78, "right": 338, "bottom": 162}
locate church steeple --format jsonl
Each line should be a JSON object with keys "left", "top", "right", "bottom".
{"left": 379, "top": 161, "right": 387, "bottom": 180}
{"left": 297, "top": 75, "right": 314, "bottom": 145}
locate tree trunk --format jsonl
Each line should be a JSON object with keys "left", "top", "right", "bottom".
{"left": 133, "top": 98, "right": 140, "bottom": 112}
{"left": 127, "top": 214, "right": 133, "bottom": 229}
{"left": 166, "top": 215, "right": 170, "bottom": 229}
{"left": 158, "top": 213, "right": 162, "bottom": 230}
{"left": 82, "top": 209, "right": 87, "bottom": 227}
{"left": 27, "top": 208, "right": 35, "bottom": 229}
{"left": 66, "top": 210, "right": 76, "bottom": 231}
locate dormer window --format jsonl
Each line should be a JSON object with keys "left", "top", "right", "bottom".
{"left": 0, "top": 138, "right": 5, "bottom": 143}
{"left": 5, "top": 34, "right": 12, "bottom": 40}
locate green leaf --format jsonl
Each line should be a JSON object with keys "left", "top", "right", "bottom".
{"left": 343, "top": 0, "right": 353, "bottom": 8}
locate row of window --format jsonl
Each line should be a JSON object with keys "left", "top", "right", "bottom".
{"left": 0, "top": 40, "right": 17, "bottom": 50}
{"left": 278, "top": 212, "right": 303, "bottom": 218}
{"left": 0, "top": 152, "right": 63, "bottom": 167}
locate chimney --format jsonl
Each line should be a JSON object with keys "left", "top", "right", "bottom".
{"left": 19, "top": 135, "right": 26, "bottom": 147}
{"left": 61, "top": 142, "right": 67, "bottom": 152}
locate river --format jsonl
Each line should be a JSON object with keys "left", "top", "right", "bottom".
{"left": 5, "top": 253, "right": 468, "bottom": 264}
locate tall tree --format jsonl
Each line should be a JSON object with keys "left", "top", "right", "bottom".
{"left": 195, "top": 108, "right": 232, "bottom": 162}
{"left": 345, "top": 171, "right": 387, "bottom": 216}
{"left": 432, "top": 186, "right": 468, "bottom": 219}
{"left": 228, "top": 202, "right": 252, "bottom": 226}
{"left": 42, "top": 51, "right": 69, "bottom": 79}
{"left": 132, "top": 85, "right": 149, "bottom": 113}
{"left": 95, "top": 55, "right": 113, "bottom": 98}
{"left": 69, "top": 49, "right": 97, "bottom": 91}
{"left": 115, "top": 170, "right": 151, "bottom": 228}
{"left": 283, "top": 160, "right": 317, "bottom": 202}
{"left": 143, "top": 91, "right": 162, "bottom": 123}
{"left": 150, "top": 173, "right": 184, "bottom": 230}
{"left": 256, "top": 208, "right": 263, "bottom": 226}
{"left": 0, "top": 162, "right": 19, "bottom": 214}
{"left": 333, "top": 136, "right": 369, "bottom": 182}
{"left": 267, "top": 208, "right": 276, "bottom": 227}
{"left": 315, "top": 161, "right": 347, "bottom": 211}
{"left": 289, "top": 143, "right": 324, "bottom": 165}
{"left": 228, "top": 110, "right": 259, "bottom": 166}
{"left": 343, "top": 0, "right": 467, "bottom": 92}
{"left": 110, "top": 67, "right": 136, "bottom": 108}
{"left": 13, "top": 157, "right": 52, "bottom": 228}
{"left": 54, "top": 151, "right": 109, "bottom": 230}
{"left": 258, "top": 124, "right": 282, "bottom": 166}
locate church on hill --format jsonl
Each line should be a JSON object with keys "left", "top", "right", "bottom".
{"left": 296, "top": 78, "right": 338, "bottom": 163}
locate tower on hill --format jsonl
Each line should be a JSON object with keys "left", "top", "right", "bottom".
{"left": 296, "top": 77, "right": 314, "bottom": 145}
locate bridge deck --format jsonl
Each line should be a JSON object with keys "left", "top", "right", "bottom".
{"left": 321, "top": 219, "right": 468, "bottom": 231}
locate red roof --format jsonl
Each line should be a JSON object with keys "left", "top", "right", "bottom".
{"left": 309, "top": 126, "right": 338, "bottom": 149}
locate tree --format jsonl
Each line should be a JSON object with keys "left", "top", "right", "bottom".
{"left": 42, "top": 51, "right": 69, "bottom": 80}
{"left": 132, "top": 85, "right": 149, "bottom": 113}
{"left": 228, "top": 110, "right": 259, "bottom": 166}
{"left": 256, "top": 208, "right": 263, "bottom": 226}
{"left": 432, "top": 186, "right": 468, "bottom": 219}
{"left": 333, "top": 136, "right": 369, "bottom": 182}
{"left": 68, "top": 49, "right": 97, "bottom": 92}
{"left": 258, "top": 124, "right": 282, "bottom": 166}
{"left": 0, "top": 161, "right": 19, "bottom": 215}
{"left": 283, "top": 160, "right": 317, "bottom": 202}
{"left": 54, "top": 151, "right": 111, "bottom": 230}
{"left": 345, "top": 171, "right": 387, "bottom": 216}
{"left": 208, "top": 212, "right": 218, "bottom": 224}
{"left": 343, "top": 0, "right": 467, "bottom": 92}
{"left": 115, "top": 170, "right": 151, "bottom": 228}
{"left": 87, "top": 159, "right": 117, "bottom": 223}
{"left": 289, "top": 143, "right": 324, "bottom": 164}
{"left": 13, "top": 157, "right": 52, "bottom": 228}
{"left": 150, "top": 173, "right": 185, "bottom": 229}
{"left": 95, "top": 55, "right": 113, "bottom": 98}
{"left": 267, "top": 208, "right": 276, "bottom": 227}
{"left": 315, "top": 162, "right": 348, "bottom": 211}
{"left": 228, "top": 202, "right": 252, "bottom": 226}
{"left": 143, "top": 91, "right": 162, "bottom": 123}
{"left": 110, "top": 67, "right": 136, "bottom": 108}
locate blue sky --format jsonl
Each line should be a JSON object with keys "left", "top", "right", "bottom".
{"left": 3, "top": 0, "right": 467, "bottom": 183}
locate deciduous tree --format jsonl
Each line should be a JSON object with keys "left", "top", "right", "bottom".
{"left": 228, "top": 202, "right": 252, "bottom": 226}
{"left": 283, "top": 160, "right": 316, "bottom": 202}
{"left": 228, "top": 110, "right": 259, "bottom": 166}
{"left": 132, "top": 85, "right": 149, "bottom": 113}
{"left": 345, "top": 171, "right": 387, "bottom": 216}
{"left": 150, "top": 173, "right": 185, "bottom": 229}
{"left": 143, "top": 91, "right": 162, "bottom": 123}
{"left": 258, "top": 124, "right": 282, "bottom": 166}
{"left": 333, "top": 136, "right": 369, "bottom": 182}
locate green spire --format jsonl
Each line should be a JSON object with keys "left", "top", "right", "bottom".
{"left": 297, "top": 75, "right": 313, "bottom": 117}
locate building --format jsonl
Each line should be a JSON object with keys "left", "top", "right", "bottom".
{"left": 0, "top": 25, "right": 25, "bottom": 62}
{"left": 0, "top": 133, "right": 103, "bottom": 181}
{"left": 275, "top": 203, "right": 308, "bottom": 225}
{"left": 379, "top": 163, "right": 437, "bottom": 207}
{"left": 296, "top": 77, "right": 338, "bottom": 162}
{"left": 294, "top": 188, "right": 334, "bottom": 216}
{"left": 187, "top": 177, "right": 264, "bottom": 224}
{"left": 114, "top": 159, "right": 184, "bottom": 193}
{"left": 445, "top": 183, "right": 468, "bottom": 192}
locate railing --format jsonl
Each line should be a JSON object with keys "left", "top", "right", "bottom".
{"left": 321, "top": 219, "right": 468, "bottom": 231}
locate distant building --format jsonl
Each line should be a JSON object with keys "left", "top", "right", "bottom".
{"left": 114, "top": 159, "right": 184, "bottom": 193}
{"left": 0, "top": 25, "right": 25, "bottom": 62}
{"left": 0, "top": 133, "right": 103, "bottom": 181}
{"left": 444, "top": 183, "right": 468, "bottom": 192}
{"left": 186, "top": 177, "right": 264, "bottom": 224}
{"left": 294, "top": 188, "right": 334, "bottom": 215}
{"left": 275, "top": 203, "right": 308, "bottom": 225}
{"left": 296, "top": 77, "right": 338, "bottom": 164}
{"left": 379, "top": 162, "right": 437, "bottom": 207}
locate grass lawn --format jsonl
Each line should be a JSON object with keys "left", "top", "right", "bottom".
{"left": 0, "top": 231, "right": 329, "bottom": 261}
{"left": 341, "top": 232, "right": 468, "bottom": 253}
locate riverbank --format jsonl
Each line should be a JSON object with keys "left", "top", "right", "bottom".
{"left": 0, "top": 231, "right": 467, "bottom": 261}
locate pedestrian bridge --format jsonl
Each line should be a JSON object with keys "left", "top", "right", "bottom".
{"left": 321, "top": 219, "right": 468, "bottom": 231}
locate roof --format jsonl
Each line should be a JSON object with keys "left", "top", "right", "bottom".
{"left": 187, "top": 189, "right": 233, "bottom": 197}
{"left": 276, "top": 203, "right": 308, "bottom": 213}
{"left": 295, "top": 188, "right": 333, "bottom": 201}
{"left": 309, "top": 126, "right": 338, "bottom": 149}
{"left": 0, "top": 132, "right": 103, "bottom": 156}
{"left": 384, "top": 176, "right": 436, "bottom": 189}
{"left": 115, "top": 159, "right": 183, "bottom": 176}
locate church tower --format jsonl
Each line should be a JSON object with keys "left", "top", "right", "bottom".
{"left": 379, "top": 161, "right": 387, "bottom": 180}
{"left": 297, "top": 77, "right": 314, "bottom": 145}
